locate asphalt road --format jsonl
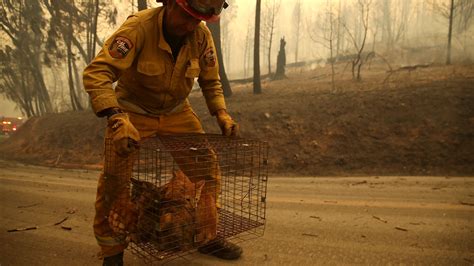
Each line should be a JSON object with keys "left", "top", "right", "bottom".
{"left": 0, "top": 160, "right": 473, "bottom": 265}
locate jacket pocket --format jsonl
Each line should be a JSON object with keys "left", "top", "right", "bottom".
{"left": 137, "top": 61, "right": 165, "bottom": 76}
{"left": 185, "top": 59, "right": 201, "bottom": 78}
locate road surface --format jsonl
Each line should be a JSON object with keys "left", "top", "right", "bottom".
{"left": 0, "top": 160, "right": 473, "bottom": 265}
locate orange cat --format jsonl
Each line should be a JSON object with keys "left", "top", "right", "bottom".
{"left": 158, "top": 170, "right": 205, "bottom": 251}
{"left": 132, "top": 170, "right": 207, "bottom": 251}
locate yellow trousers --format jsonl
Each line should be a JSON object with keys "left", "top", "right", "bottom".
{"left": 94, "top": 105, "right": 219, "bottom": 257}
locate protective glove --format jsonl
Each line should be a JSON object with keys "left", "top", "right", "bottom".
{"left": 108, "top": 113, "right": 140, "bottom": 157}
{"left": 216, "top": 110, "right": 239, "bottom": 136}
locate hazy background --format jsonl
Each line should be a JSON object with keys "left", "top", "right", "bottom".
{"left": 0, "top": 97, "right": 18, "bottom": 117}
{"left": 1, "top": 0, "right": 473, "bottom": 117}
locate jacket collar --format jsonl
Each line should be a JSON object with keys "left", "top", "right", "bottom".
{"left": 157, "top": 7, "right": 173, "bottom": 54}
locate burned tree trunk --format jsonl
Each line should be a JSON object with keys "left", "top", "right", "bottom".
{"left": 253, "top": 0, "right": 262, "bottom": 94}
{"left": 137, "top": 0, "right": 147, "bottom": 11}
{"left": 446, "top": 0, "right": 454, "bottom": 65}
{"left": 274, "top": 37, "right": 287, "bottom": 80}
{"left": 208, "top": 21, "right": 233, "bottom": 97}
{"left": 293, "top": 0, "right": 301, "bottom": 63}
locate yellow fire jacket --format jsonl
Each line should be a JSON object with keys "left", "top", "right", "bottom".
{"left": 83, "top": 7, "right": 226, "bottom": 116}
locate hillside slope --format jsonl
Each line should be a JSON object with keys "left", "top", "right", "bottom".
{"left": 1, "top": 64, "right": 473, "bottom": 176}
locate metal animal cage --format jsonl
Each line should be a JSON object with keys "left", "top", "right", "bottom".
{"left": 104, "top": 134, "right": 268, "bottom": 263}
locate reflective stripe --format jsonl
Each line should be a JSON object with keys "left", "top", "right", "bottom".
{"left": 95, "top": 235, "right": 127, "bottom": 246}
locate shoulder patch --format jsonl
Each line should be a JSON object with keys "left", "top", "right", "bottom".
{"left": 109, "top": 36, "right": 133, "bottom": 59}
{"left": 203, "top": 48, "right": 216, "bottom": 68}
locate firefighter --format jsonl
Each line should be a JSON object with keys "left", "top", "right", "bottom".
{"left": 83, "top": 0, "right": 241, "bottom": 264}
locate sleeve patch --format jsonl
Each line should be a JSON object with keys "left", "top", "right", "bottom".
{"left": 109, "top": 36, "right": 133, "bottom": 59}
{"left": 203, "top": 48, "right": 216, "bottom": 68}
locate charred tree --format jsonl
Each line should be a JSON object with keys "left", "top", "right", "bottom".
{"left": 432, "top": 0, "right": 474, "bottom": 63}
{"left": 219, "top": 0, "right": 236, "bottom": 75}
{"left": 1, "top": 0, "right": 117, "bottom": 116}
{"left": 336, "top": 0, "right": 343, "bottom": 56}
{"left": 253, "top": 0, "right": 262, "bottom": 94}
{"left": 274, "top": 37, "right": 287, "bottom": 80}
{"left": 208, "top": 21, "right": 233, "bottom": 97}
{"left": 309, "top": 1, "right": 339, "bottom": 91}
{"left": 293, "top": 0, "right": 302, "bottom": 63}
{"left": 1, "top": 0, "right": 53, "bottom": 116}
{"left": 243, "top": 20, "right": 253, "bottom": 78}
{"left": 263, "top": 0, "right": 280, "bottom": 76}
{"left": 447, "top": 0, "right": 454, "bottom": 65}
{"left": 83, "top": 0, "right": 101, "bottom": 63}
{"left": 65, "top": 2, "right": 83, "bottom": 111}
{"left": 382, "top": 0, "right": 392, "bottom": 51}
{"left": 342, "top": 0, "right": 372, "bottom": 81}
{"left": 138, "top": 0, "right": 147, "bottom": 11}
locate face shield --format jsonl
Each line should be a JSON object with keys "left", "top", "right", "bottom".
{"left": 176, "top": 0, "right": 228, "bottom": 22}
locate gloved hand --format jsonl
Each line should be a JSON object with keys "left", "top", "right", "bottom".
{"left": 216, "top": 110, "right": 239, "bottom": 136}
{"left": 108, "top": 113, "right": 140, "bottom": 157}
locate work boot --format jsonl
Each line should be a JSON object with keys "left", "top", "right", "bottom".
{"left": 198, "top": 238, "right": 242, "bottom": 260}
{"left": 103, "top": 252, "right": 124, "bottom": 266}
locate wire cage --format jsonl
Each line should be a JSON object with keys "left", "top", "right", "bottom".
{"left": 104, "top": 134, "right": 268, "bottom": 263}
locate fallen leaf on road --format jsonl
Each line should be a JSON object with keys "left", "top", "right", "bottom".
{"left": 54, "top": 216, "right": 69, "bottom": 226}
{"left": 7, "top": 226, "right": 38, "bottom": 232}
{"left": 459, "top": 201, "right": 474, "bottom": 206}
{"left": 372, "top": 215, "right": 388, "bottom": 223}
{"left": 409, "top": 222, "right": 425, "bottom": 225}
{"left": 394, "top": 226, "right": 408, "bottom": 232}
{"left": 351, "top": 180, "right": 368, "bottom": 186}
{"left": 17, "top": 203, "right": 41, "bottom": 208}
{"left": 369, "top": 182, "right": 384, "bottom": 185}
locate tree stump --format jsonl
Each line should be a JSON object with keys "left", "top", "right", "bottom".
{"left": 274, "top": 37, "right": 287, "bottom": 80}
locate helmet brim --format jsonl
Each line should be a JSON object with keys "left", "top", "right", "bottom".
{"left": 176, "top": 0, "right": 221, "bottom": 22}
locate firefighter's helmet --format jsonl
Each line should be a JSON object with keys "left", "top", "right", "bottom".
{"left": 158, "top": 0, "right": 228, "bottom": 22}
